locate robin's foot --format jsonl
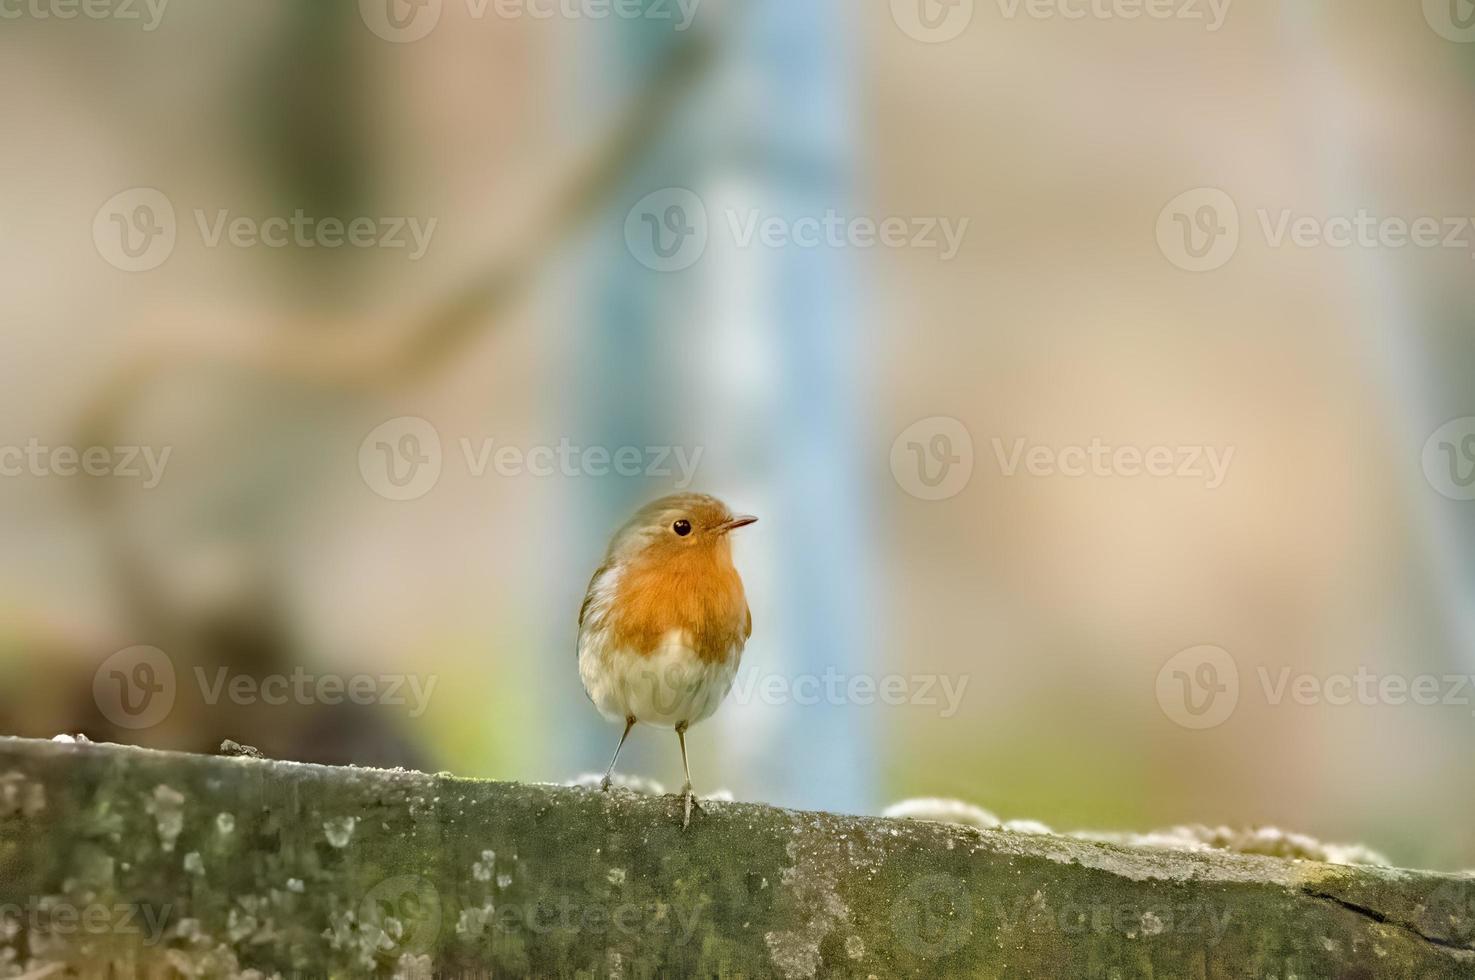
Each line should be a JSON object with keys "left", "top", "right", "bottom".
{"left": 680, "top": 783, "right": 703, "bottom": 829}
{"left": 599, "top": 717, "right": 635, "bottom": 796}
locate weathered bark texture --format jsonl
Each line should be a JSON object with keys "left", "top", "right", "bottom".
{"left": 0, "top": 737, "right": 1472, "bottom": 979}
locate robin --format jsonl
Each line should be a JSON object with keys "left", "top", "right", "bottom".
{"left": 578, "top": 493, "right": 756, "bottom": 827}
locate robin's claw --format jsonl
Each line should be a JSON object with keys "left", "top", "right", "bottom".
{"left": 680, "top": 783, "right": 702, "bottom": 829}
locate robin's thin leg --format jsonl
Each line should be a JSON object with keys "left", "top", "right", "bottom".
{"left": 676, "top": 722, "right": 702, "bottom": 828}
{"left": 600, "top": 716, "right": 636, "bottom": 792}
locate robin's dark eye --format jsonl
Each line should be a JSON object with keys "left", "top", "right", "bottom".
{"left": 672, "top": 519, "right": 692, "bottom": 537}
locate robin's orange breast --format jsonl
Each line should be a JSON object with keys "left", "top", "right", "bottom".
{"left": 607, "top": 546, "right": 751, "bottom": 666}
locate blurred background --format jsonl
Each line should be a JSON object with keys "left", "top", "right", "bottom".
{"left": 2, "top": 0, "right": 1474, "bottom": 870}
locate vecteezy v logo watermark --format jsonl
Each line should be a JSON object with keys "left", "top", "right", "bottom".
{"left": 891, "top": 874, "right": 973, "bottom": 958}
{"left": 910, "top": 436, "right": 963, "bottom": 489}
{"left": 1425, "top": 0, "right": 1475, "bottom": 42}
{"left": 1422, "top": 418, "right": 1475, "bottom": 501}
{"left": 890, "top": 417, "right": 976, "bottom": 501}
{"left": 1156, "top": 188, "right": 1240, "bottom": 272}
{"left": 890, "top": 0, "right": 976, "bottom": 43}
{"left": 1156, "top": 645, "right": 1239, "bottom": 729}
{"left": 94, "top": 646, "right": 177, "bottom": 730}
{"left": 624, "top": 189, "right": 709, "bottom": 272}
{"left": 381, "top": 436, "right": 435, "bottom": 489}
{"left": 359, "top": 0, "right": 443, "bottom": 41}
{"left": 1175, "top": 206, "right": 1229, "bottom": 259}
{"left": 360, "top": 416, "right": 443, "bottom": 502}
{"left": 645, "top": 203, "right": 699, "bottom": 260}
{"left": 112, "top": 203, "right": 168, "bottom": 258}
{"left": 387, "top": 0, "right": 435, "bottom": 29}
{"left": 93, "top": 189, "right": 177, "bottom": 273}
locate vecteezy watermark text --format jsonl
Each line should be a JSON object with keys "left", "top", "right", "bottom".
{"left": 358, "top": 417, "right": 704, "bottom": 502}
{"left": 342, "top": 873, "right": 703, "bottom": 969}
{"left": 93, "top": 188, "right": 437, "bottom": 272}
{"left": 889, "top": 873, "right": 1232, "bottom": 961}
{"left": 0, "top": 898, "right": 173, "bottom": 948}
{"left": 1258, "top": 667, "right": 1475, "bottom": 713}
{"left": 992, "top": 437, "right": 1235, "bottom": 489}
{"left": 194, "top": 667, "right": 437, "bottom": 718}
{"left": 889, "top": 0, "right": 1232, "bottom": 44}
{"left": 93, "top": 646, "right": 437, "bottom": 731}
{"left": 730, "top": 667, "right": 969, "bottom": 716}
{"left": 455, "top": 895, "right": 704, "bottom": 941}
{"left": 612, "top": 664, "right": 971, "bottom": 718}
{"left": 624, "top": 189, "right": 969, "bottom": 272}
{"left": 0, "top": 439, "right": 171, "bottom": 488}
{"left": 1158, "top": 187, "right": 1475, "bottom": 272}
{"left": 889, "top": 420, "right": 1232, "bottom": 501}
{"left": 987, "top": 894, "right": 1233, "bottom": 945}
{"left": 358, "top": 0, "right": 702, "bottom": 43}
{"left": 1157, "top": 644, "right": 1475, "bottom": 729}
{"left": 995, "top": 0, "right": 1230, "bottom": 28}
{"left": 193, "top": 210, "right": 436, "bottom": 260}
{"left": 0, "top": 0, "right": 169, "bottom": 30}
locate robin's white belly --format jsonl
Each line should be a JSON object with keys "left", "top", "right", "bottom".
{"left": 579, "top": 628, "right": 740, "bottom": 728}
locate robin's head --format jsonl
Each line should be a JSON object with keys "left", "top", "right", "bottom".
{"left": 606, "top": 493, "right": 757, "bottom": 564}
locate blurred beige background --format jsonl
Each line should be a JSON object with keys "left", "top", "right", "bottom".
{"left": 2, "top": 0, "right": 1473, "bottom": 869}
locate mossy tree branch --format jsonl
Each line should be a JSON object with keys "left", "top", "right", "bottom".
{"left": 0, "top": 737, "right": 1471, "bottom": 978}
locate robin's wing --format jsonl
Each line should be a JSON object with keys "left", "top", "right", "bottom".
{"left": 744, "top": 603, "right": 752, "bottom": 639}
{"left": 578, "top": 559, "right": 612, "bottom": 633}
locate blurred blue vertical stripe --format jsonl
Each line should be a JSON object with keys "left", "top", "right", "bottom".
{"left": 747, "top": 0, "right": 874, "bottom": 815}
{"left": 559, "top": 0, "right": 876, "bottom": 815}
{"left": 1285, "top": 0, "right": 1475, "bottom": 667}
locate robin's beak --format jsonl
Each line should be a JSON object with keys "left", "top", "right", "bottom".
{"left": 715, "top": 515, "right": 758, "bottom": 535}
